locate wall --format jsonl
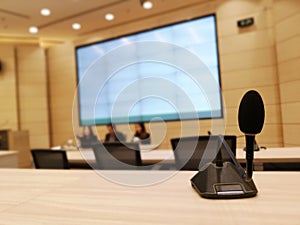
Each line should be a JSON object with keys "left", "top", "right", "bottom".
{"left": 47, "top": 0, "right": 298, "bottom": 149}
{"left": 0, "top": 44, "right": 49, "bottom": 149}
{"left": 16, "top": 46, "right": 50, "bottom": 148}
{"left": 274, "top": 0, "right": 300, "bottom": 146}
{"left": 0, "top": 45, "right": 19, "bottom": 130}
{"left": 216, "top": 0, "right": 283, "bottom": 148}
{"left": 47, "top": 42, "right": 77, "bottom": 147}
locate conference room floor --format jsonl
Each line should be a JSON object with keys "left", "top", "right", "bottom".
{"left": 0, "top": 169, "right": 299, "bottom": 225}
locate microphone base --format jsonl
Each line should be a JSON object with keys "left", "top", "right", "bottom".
{"left": 191, "top": 162, "right": 257, "bottom": 199}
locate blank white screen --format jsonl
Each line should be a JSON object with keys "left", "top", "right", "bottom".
{"left": 76, "top": 14, "right": 223, "bottom": 125}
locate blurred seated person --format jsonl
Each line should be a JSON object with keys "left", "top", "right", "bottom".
{"left": 77, "top": 126, "right": 99, "bottom": 148}
{"left": 104, "top": 123, "right": 126, "bottom": 143}
{"left": 133, "top": 122, "right": 151, "bottom": 144}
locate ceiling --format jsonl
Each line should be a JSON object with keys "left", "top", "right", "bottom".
{"left": 0, "top": 0, "right": 208, "bottom": 47}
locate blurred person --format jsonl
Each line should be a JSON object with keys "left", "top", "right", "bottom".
{"left": 77, "top": 126, "right": 99, "bottom": 148}
{"left": 104, "top": 124, "right": 126, "bottom": 143}
{"left": 133, "top": 122, "right": 151, "bottom": 144}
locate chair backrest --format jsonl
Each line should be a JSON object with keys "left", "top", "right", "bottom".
{"left": 92, "top": 142, "right": 142, "bottom": 170}
{"left": 31, "top": 149, "right": 70, "bottom": 169}
{"left": 170, "top": 135, "right": 236, "bottom": 170}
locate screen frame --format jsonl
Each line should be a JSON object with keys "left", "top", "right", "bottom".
{"left": 75, "top": 13, "right": 223, "bottom": 126}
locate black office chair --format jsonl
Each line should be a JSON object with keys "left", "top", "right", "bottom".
{"left": 170, "top": 135, "right": 236, "bottom": 170}
{"left": 31, "top": 149, "right": 70, "bottom": 169}
{"left": 91, "top": 142, "right": 142, "bottom": 170}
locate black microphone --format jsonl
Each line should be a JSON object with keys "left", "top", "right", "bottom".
{"left": 238, "top": 90, "right": 265, "bottom": 181}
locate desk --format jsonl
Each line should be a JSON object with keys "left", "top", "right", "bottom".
{"left": 67, "top": 147, "right": 300, "bottom": 170}
{"left": 237, "top": 147, "right": 300, "bottom": 170}
{"left": 236, "top": 147, "right": 300, "bottom": 163}
{"left": 0, "top": 151, "right": 18, "bottom": 168}
{"left": 67, "top": 149, "right": 175, "bottom": 165}
{"left": 0, "top": 169, "right": 299, "bottom": 224}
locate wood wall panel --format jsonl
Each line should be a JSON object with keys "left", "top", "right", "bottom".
{"left": 274, "top": 0, "right": 300, "bottom": 146}
{"left": 18, "top": 96, "right": 48, "bottom": 111}
{"left": 219, "top": 29, "right": 274, "bottom": 54}
{"left": 280, "top": 80, "right": 300, "bottom": 103}
{"left": 282, "top": 125, "right": 300, "bottom": 146}
{"left": 281, "top": 102, "right": 300, "bottom": 124}
{"left": 277, "top": 57, "right": 300, "bottom": 83}
{"left": 0, "top": 44, "right": 50, "bottom": 150}
{"left": 273, "top": 0, "right": 300, "bottom": 23}
{"left": 223, "top": 86, "right": 281, "bottom": 107}
{"left": 220, "top": 47, "right": 276, "bottom": 72}
{"left": 221, "top": 67, "right": 278, "bottom": 91}
{"left": 50, "top": 108, "right": 74, "bottom": 122}
{"left": 0, "top": 45, "right": 18, "bottom": 130}
{"left": 217, "top": 9, "right": 273, "bottom": 37}
{"left": 211, "top": 0, "right": 281, "bottom": 147}
{"left": 276, "top": 36, "right": 300, "bottom": 63}
{"left": 19, "top": 108, "right": 48, "bottom": 124}
{"left": 16, "top": 46, "right": 50, "bottom": 148}
{"left": 275, "top": 13, "right": 300, "bottom": 42}
{"left": 47, "top": 42, "right": 77, "bottom": 146}
{"left": 216, "top": 0, "right": 271, "bottom": 19}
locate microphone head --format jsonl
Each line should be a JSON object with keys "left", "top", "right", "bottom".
{"left": 238, "top": 90, "right": 265, "bottom": 135}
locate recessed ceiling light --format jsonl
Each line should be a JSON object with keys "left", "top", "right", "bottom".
{"left": 105, "top": 13, "right": 115, "bottom": 21}
{"left": 40, "top": 8, "right": 51, "bottom": 16}
{"left": 142, "top": 1, "right": 153, "bottom": 9}
{"left": 72, "top": 23, "right": 81, "bottom": 30}
{"left": 29, "top": 26, "right": 38, "bottom": 34}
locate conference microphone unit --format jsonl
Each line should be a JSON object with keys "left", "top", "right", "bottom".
{"left": 191, "top": 90, "right": 265, "bottom": 199}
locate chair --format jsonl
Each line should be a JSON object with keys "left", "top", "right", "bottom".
{"left": 31, "top": 149, "right": 70, "bottom": 169}
{"left": 170, "top": 135, "right": 236, "bottom": 170}
{"left": 91, "top": 142, "right": 142, "bottom": 170}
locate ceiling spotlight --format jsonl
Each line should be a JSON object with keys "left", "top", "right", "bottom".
{"left": 72, "top": 23, "right": 81, "bottom": 30}
{"left": 29, "top": 26, "right": 39, "bottom": 34}
{"left": 105, "top": 13, "right": 115, "bottom": 21}
{"left": 40, "top": 8, "right": 51, "bottom": 16}
{"left": 141, "top": 0, "right": 153, "bottom": 9}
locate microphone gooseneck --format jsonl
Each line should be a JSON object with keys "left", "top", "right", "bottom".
{"left": 238, "top": 90, "right": 265, "bottom": 181}
{"left": 245, "top": 135, "right": 255, "bottom": 180}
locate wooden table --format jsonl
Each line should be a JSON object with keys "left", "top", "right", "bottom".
{"left": 0, "top": 151, "right": 18, "bottom": 168}
{"left": 66, "top": 148, "right": 175, "bottom": 165}
{"left": 236, "top": 147, "right": 300, "bottom": 162}
{"left": 236, "top": 147, "right": 300, "bottom": 170}
{"left": 67, "top": 147, "right": 300, "bottom": 170}
{"left": 0, "top": 169, "right": 299, "bottom": 224}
